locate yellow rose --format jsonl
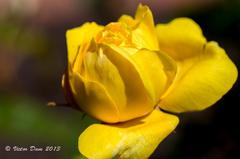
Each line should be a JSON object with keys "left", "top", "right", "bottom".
{"left": 63, "top": 5, "right": 176, "bottom": 123}
{"left": 62, "top": 4, "right": 237, "bottom": 159}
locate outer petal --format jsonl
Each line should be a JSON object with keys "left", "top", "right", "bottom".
{"left": 66, "top": 22, "right": 103, "bottom": 64}
{"left": 68, "top": 69, "right": 120, "bottom": 123}
{"left": 156, "top": 18, "right": 206, "bottom": 60}
{"left": 83, "top": 49, "right": 126, "bottom": 110}
{"left": 156, "top": 18, "right": 238, "bottom": 112}
{"left": 118, "top": 4, "right": 159, "bottom": 50}
{"left": 79, "top": 109, "right": 179, "bottom": 159}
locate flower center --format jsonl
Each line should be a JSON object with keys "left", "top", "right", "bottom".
{"left": 95, "top": 22, "right": 134, "bottom": 47}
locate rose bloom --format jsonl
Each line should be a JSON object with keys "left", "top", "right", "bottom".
{"left": 62, "top": 4, "right": 237, "bottom": 159}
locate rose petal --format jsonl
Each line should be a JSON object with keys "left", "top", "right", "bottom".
{"left": 79, "top": 109, "right": 179, "bottom": 159}
{"left": 156, "top": 18, "right": 238, "bottom": 112}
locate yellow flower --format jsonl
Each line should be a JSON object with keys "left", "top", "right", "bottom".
{"left": 62, "top": 4, "right": 237, "bottom": 159}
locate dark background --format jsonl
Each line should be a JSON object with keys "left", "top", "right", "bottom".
{"left": 0, "top": 0, "right": 239, "bottom": 158}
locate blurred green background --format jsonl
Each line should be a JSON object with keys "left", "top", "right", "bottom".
{"left": 0, "top": 0, "right": 239, "bottom": 159}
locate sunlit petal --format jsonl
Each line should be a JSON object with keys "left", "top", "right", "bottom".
{"left": 156, "top": 18, "right": 238, "bottom": 112}
{"left": 79, "top": 109, "right": 179, "bottom": 159}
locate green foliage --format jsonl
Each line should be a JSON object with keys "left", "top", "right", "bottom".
{"left": 0, "top": 95, "right": 98, "bottom": 158}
